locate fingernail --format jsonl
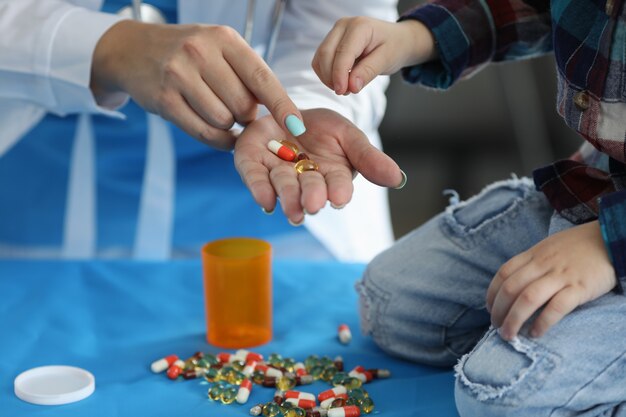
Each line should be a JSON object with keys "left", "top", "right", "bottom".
{"left": 331, "top": 202, "right": 345, "bottom": 209}
{"left": 285, "top": 114, "right": 306, "bottom": 137}
{"left": 261, "top": 207, "right": 274, "bottom": 215}
{"left": 354, "top": 77, "right": 364, "bottom": 92}
{"left": 393, "top": 170, "right": 407, "bottom": 189}
{"left": 288, "top": 217, "right": 304, "bottom": 227}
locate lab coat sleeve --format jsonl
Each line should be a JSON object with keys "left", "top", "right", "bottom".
{"left": 269, "top": 0, "right": 398, "bottom": 145}
{"left": 0, "top": 0, "right": 126, "bottom": 156}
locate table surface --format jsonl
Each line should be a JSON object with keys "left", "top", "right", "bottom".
{"left": 0, "top": 259, "right": 459, "bottom": 417}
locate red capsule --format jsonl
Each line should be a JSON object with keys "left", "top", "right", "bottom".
{"left": 285, "top": 390, "right": 316, "bottom": 401}
{"left": 166, "top": 359, "right": 185, "bottom": 380}
{"left": 328, "top": 406, "right": 361, "bottom": 417}
{"left": 268, "top": 140, "right": 296, "bottom": 161}
{"left": 318, "top": 386, "right": 347, "bottom": 402}
{"left": 367, "top": 368, "right": 391, "bottom": 379}
{"left": 285, "top": 398, "right": 317, "bottom": 409}
{"left": 333, "top": 356, "right": 344, "bottom": 372}
{"left": 262, "top": 376, "right": 277, "bottom": 387}
{"left": 257, "top": 364, "right": 283, "bottom": 378}
{"left": 150, "top": 354, "right": 179, "bottom": 373}
{"left": 236, "top": 379, "right": 253, "bottom": 404}
{"left": 294, "top": 362, "right": 308, "bottom": 376}
{"left": 182, "top": 369, "right": 204, "bottom": 380}
{"left": 348, "top": 366, "right": 373, "bottom": 383}
{"left": 320, "top": 394, "right": 348, "bottom": 409}
{"left": 273, "top": 389, "right": 285, "bottom": 405}
{"left": 338, "top": 324, "right": 352, "bottom": 344}
{"left": 217, "top": 352, "right": 233, "bottom": 363}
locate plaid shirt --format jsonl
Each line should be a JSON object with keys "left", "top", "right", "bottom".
{"left": 400, "top": 0, "right": 626, "bottom": 288}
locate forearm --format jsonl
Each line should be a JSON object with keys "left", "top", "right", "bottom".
{"left": 399, "top": 0, "right": 552, "bottom": 89}
{"left": 0, "top": 0, "right": 126, "bottom": 114}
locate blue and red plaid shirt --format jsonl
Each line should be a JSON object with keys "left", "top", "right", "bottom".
{"left": 400, "top": 0, "right": 626, "bottom": 290}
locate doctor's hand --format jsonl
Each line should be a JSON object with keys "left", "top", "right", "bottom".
{"left": 234, "top": 108, "right": 404, "bottom": 224}
{"left": 91, "top": 20, "right": 306, "bottom": 150}
{"left": 312, "top": 17, "right": 437, "bottom": 95}
{"left": 486, "top": 220, "right": 616, "bottom": 341}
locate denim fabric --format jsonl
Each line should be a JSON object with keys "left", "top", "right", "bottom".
{"left": 359, "top": 177, "right": 626, "bottom": 416}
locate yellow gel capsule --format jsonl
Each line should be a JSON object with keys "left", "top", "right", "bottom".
{"left": 360, "top": 397, "right": 375, "bottom": 414}
{"left": 208, "top": 385, "right": 223, "bottom": 401}
{"left": 280, "top": 140, "right": 299, "bottom": 155}
{"left": 263, "top": 403, "right": 281, "bottom": 417}
{"left": 220, "top": 386, "right": 238, "bottom": 405}
{"left": 276, "top": 375, "right": 296, "bottom": 391}
{"left": 295, "top": 159, "right": 318, "bottom": 174}
{"left": 344, "top": 377, "right": 363, "bottom": 389}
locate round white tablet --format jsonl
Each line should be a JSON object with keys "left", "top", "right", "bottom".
{"left": 14, "top": 365, "right": 95, "bottom": 405}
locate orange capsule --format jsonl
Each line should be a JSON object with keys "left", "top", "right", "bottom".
{"left": 268, "top": 140, "right": 296, "bottom": 161}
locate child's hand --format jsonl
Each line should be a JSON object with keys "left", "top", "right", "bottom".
{"left": 486, "top": 220, "right": 616, "bottom": 341}
{"left": 312, "top": 17, "right": 437, "bottom": 95}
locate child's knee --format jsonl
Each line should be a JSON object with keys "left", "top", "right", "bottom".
{"left": 454, "top": 329, "right": 559, "bottom": 417}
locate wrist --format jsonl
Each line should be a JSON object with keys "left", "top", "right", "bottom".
{"left": 398, "top": 20, "right": 438, "bottom": 67}
{"left": 90, "top": 19, "right": 143, "bottom": 105}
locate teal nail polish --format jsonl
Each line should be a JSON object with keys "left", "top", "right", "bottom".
{"left": 394, "top": 170, "right": 407, "bottom": 189}
{"left": 285, "top": 114, "right": 306, "bottom": 137}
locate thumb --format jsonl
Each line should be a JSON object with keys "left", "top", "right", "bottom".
{"left": 343, "top": 124, "right": 406, "bottom": 189}
{"left": 347, "top": 46, "right": 390, "bottom": 94}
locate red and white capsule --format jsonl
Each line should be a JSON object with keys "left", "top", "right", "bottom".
{"left": 320, "top": 393, "right": 348, "bottom": 409}
{"left": 294, "top": 362, "right": 308, "bottom": 377}
{"left": 267, "top": 139, "right": 296, "bottom": 161}
{"left": 235, "top": 349, "right": 264, "bottom": 363}
{"left": 236, "top": 379, "right": 253, "bottom": 404}
{"left": 166, "top": 359, "right": 185, "bottom": 380}
{"left": 338, "top": 324, "right": 352, "bottom": 344}
{"left": 285, "top": 398, "right": 317, "bottom": 409}
{"left": 257, "top": 363, "right": 283, "bottom": 378}
{"left": 217, "top": 352, "right": 234, "bottom": 363}
{"left": 327, "top": 405, "right": 361, "bottom": 417}
{"left": 285, "top": 390, "right": 316, "bottom": 401}
{"left": 243, "top": 360, "right": 258, "bottom": 377}
{"left": 348, "top": 366, "right": 373, "bottom": 383}
{"left": 318, "top": 386, "right": 347, "bottom": 402}
{"left": 150, "top": 354, "right": 179, "bottom": 373}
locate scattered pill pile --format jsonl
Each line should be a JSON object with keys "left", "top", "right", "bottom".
{"left": 150, "top": 347, "right": 390, "bottom": 417}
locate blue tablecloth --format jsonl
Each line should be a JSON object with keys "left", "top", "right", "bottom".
{"left": 0, "top": 260, "right": 459, "bottom": 416}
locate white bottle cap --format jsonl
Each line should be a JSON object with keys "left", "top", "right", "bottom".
{"left": 14, "top": 365, "right": 95, "bottom": 405}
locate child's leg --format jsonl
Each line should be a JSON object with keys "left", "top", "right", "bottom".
{"left": 357, "top": 177, "right": 553, "bottom": 366}
{"left": 455, "top": 294, "right": 626, "bottom": 417}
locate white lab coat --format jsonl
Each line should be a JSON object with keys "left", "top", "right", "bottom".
{"left": 0, "top": 0, "right": 397, "bottom": 261}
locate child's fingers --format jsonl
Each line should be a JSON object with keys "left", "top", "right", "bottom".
{"left": 498, "top": 275, "right": 564, "bottom": 340}
{"left": 331, "top": 20, "right": 376, "bottom": 95}
{"left": 530, "top": 286, "right": 580, "bottom": 338}
{"left": 312, "top": 21, "right": 348, "bottom": 91}
{"left": 486, "top": 251, "right": 532, "bottom": 313}
{"left": 347, "top": 46, "right": 389, "bottom": 94}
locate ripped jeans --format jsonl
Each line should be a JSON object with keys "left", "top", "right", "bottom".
{"left": 358, "top": 177, "right": 626, "bottom": 417}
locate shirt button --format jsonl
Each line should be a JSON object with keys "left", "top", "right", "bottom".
{"left": 606, "top": 0, "right": 615, "bottom": 15}
{"left": 574, "top": 91, "right": 590, "bottom": 111}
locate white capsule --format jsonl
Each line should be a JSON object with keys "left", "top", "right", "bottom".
{"left": 150, "top": 354, "right": 179, "bottom": 373}
{"left": 237, "top": 379, "right": 253, "bottom": 404}
{"left": 338, "top": 324, "right": 352, "bottom": 344}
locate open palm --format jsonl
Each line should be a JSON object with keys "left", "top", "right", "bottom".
{"left": 234, "top": 108, "right": 403, "bottom": 224}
